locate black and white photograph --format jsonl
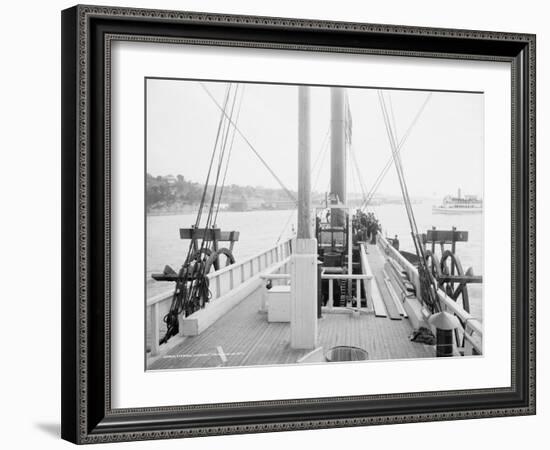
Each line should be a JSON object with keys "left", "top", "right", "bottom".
{"left": 145, "top": 79, "right": 484, "bottom": 370}
{"left": 54, "top": 2, "right": 537, "bottom": 445}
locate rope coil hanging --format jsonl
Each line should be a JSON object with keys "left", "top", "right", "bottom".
{"left": 160, "top": 84, "right": 242, "bottom": 344}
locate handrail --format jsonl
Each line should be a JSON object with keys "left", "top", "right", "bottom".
{"left": 211, "top": 238, "right": 292, "bottom": 278}
{"left": 378, "top": 234, "right": 418, "bottom": 281}
{"left": 147, "top": 237, "right": 294, "bottom": 356}
{"left": 260, "top": 274, "right": 290, "bottom": 280}
{"left": 377, "top": 234, "right": 483, "bottom": 343}
{"left": 321, "top": 273, "right": 370, "bottom": 280}
{"left": 437, "top": 291, "right": 483, "bottom": 336}
{"left": 147, "top": 237, "right": 293, "bottom": 307}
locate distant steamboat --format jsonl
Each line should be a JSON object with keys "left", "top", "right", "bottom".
{"left": 433, "top": 189, "right": 482, "bottom": 214}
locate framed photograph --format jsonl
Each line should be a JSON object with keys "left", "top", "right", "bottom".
{"left": 61, "top": 5, "right": 536, "bottom": 444}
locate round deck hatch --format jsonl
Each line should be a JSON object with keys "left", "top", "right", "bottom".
{"left": 325, "top": 346, "right": 368, "bottom": 362}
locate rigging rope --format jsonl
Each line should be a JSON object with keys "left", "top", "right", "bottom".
{"left": 361, "top": 93, "right": 432, "bottom": 210}
{"left": 311, "top": 127, "right": 331, "bottom": 179}
{"left": 277, "top": 124, "right": 330, "bottom": 244}
{"left": 275, "top": 209, "right": 296, "bottom": 244}
{"left": 349, "top": 144, "right": 368, "bottom": 204}
{"left": 194, "top": 85, "right": 233, "bottom": 231}
{"left": 200, "top": 83, "right": 297, "bottom": 202}
{"left": 214, "top": 86, "right": 246, "bottom": 225}
{"left": 161, "top": 83, "right": 241, "bottom": 344}
{"left": 312, "top": 132, "right": 331, "bottom": 192}
{"left": 388, "top": 92, "right": 399, "bottom": 142}
{"left": 377, "top": 90, "right": 440, "bottom": 313}
{"left": 191, "top": 85, "right": 241, "bottom": 301}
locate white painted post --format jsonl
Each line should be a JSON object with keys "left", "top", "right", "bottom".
{"left": 260, "top": 281, "right": 268, "bottom": 312}
{"left": 328, "top": 278, "right": 334, "bottom": 309}
{"left": 365, "top": 277, "right": 371, "bottom": 308}
{"left": 291, "top": 239, "right": 318, "bottom": 349}
{"left": 178, "top": 311, "right": 185, "bottom": 337}
{"left": 291, "top": 86, "right": 317, "bottom": 350}
{"left": 356, "top": 278, "right": 361, "bottom": 310}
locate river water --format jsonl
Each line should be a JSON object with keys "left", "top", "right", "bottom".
{"left": 146, "top": 201, "right": 483, "bottom": 319}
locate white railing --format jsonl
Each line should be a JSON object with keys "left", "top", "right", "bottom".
{"left": 147, "top": 237, "right": 294, "bottom": 356}
{"left": 378, "top": 234, "right": 483, "bottom": 355}
{"left": 258, "top": 261, "right": 291, "bottom": 312}
{"left": 258, "top": 258, "right": 373, "bottom": 313}
{"left": 378, "top": 234, "right": 420, "bottom": 294}
{"left": 321, "top": 271, "right": 371, "bottom": 310}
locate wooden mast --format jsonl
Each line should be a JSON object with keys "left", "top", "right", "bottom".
{"left": 290, "top": 85, "right": 318, "bottom": 349}
{"left": 330, "top": 88, "right": 353, "bottom": 282}
{"left": 297, "top": 87, "right": 312, "bottom": 239}
{"left": 330, "top": 88, "right": 346, "bottom": 227}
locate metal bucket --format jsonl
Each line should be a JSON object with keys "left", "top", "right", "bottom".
{"left": 323, "top": 252, "right": 341, "bottom": 267}
{"left": 325, "top": 346, "right": 369, "bottom": 362}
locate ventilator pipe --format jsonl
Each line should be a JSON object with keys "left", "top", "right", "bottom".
{"left": 429, "top": 311, "right": 461, "bottom": 357}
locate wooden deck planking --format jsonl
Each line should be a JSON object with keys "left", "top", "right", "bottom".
{"left": 365, "top": 243, "right": 402, "bottom": 320}
{"left": 370, "top": 277, "right": 388, "bottom": 317}
{"left": 148, "top": 283, "right": 433, "bottom": 371}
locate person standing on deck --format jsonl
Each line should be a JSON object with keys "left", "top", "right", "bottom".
{"left": 392, "top": 235, "right": 400, "bottom": 251}
{"left": 370, "top": 220, "right": 379, "bottom": 244}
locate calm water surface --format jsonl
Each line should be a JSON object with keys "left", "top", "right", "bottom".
{"left": 146, "top": 201, "right": 483, "bottom": 319}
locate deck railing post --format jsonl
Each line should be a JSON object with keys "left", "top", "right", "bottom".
{"left": 356, "top": 278, "right": 361, "bottom": 310}
{"left": 260, "top": 282, "right": 268, "bottom": 312}
{"left": 150, "top": 303, "right": 160, "bottom": 356}
{"left": 328, "top": 279, "right": 334, "bottom": 308}
{"left": 365, "top": 277, "right": 371, "bottom": 308}
{"left": 216, "top": 276, "right": 221, "bottom": 299}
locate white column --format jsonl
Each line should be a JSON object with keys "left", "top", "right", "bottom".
{"left": 291, "top": 238, "right": 318, "bottom": 349}
{"left": 291, "top": 86, "right": 318, "bottom": 349}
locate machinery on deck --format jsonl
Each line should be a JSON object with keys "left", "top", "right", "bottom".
{"left": 422, "top": 227, "right": 482, "bottom": 344}
{"left": 152, "top": 227, "right": 239, "bottom": 344}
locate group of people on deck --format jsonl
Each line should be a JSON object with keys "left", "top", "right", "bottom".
{"left": 316, "top": 207, "right": 400, "bottom": 251}
{"left": 352, "top": 210, "right": 400, "bottom": 251}
{"left": 353, "top": 210, "right": 381, "bottom": 244}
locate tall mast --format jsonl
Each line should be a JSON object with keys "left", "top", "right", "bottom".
{"left": 297, "top": 86, "right": 312, "bottom": 239}
{"left": 290, "top": 86, "right": 317, "bottom": 350}
{"left": 330, "top": 88, "right": 346, "bottom": 226}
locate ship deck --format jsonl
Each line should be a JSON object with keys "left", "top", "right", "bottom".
{"left": 147, "top": 243, "right": 434, "bottom": 370}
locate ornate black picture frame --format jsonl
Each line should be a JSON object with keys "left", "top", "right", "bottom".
{"left": 61, "top": 4, "right": 536, "bottom": 444}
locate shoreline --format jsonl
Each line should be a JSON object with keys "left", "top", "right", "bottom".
{"left": 147, "top": 207, "right": 298, "bottom": 217}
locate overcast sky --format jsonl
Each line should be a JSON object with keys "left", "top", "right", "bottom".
{"left": 146, "top": 79, "right": 483, "bottom": 199}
